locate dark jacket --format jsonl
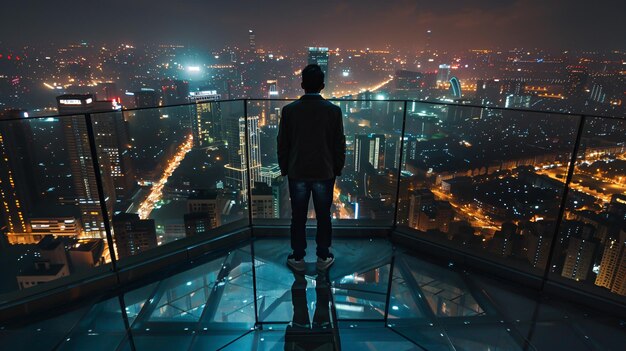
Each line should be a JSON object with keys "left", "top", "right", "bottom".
{"left": 277, "top": 95, "right": 346, "bottom": 180}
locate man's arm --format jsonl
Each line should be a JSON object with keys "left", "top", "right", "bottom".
{"left": 277, "top": 106, "right": 290, "bottom": 176}
{"left": 333, "top": 107, "right": 346, "bottom": 177}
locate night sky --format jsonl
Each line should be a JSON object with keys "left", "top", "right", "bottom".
{"left": 2, "top": 0, "right": 625, "bottom": 50}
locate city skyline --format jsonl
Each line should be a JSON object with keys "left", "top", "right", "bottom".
{"left": 0, "top": 3, "right": 625, "bottom": 342}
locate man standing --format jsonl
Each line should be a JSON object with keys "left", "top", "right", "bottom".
{"left": 277, "top": 64, "right": 346, "bottom": 272}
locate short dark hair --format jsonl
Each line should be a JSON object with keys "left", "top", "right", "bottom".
{"left": 301, "top": 64, "right": 325, "bottom": 92}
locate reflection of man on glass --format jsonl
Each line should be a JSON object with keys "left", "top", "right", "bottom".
{"left": 277, "top": 64, "right": 346, "bottom": 272}
{"left": 284, "top": 271, "right": 335, "bottom": 349}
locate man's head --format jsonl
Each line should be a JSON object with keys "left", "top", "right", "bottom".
{"left": 301, "top": 64, "right": 325, "bottom": 93}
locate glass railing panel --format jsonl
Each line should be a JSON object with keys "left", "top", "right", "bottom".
{"left": 387, "top": 252, "right": 523, "bottom": 350}
{"left": 247, "top": 99, "right": 405, "bottom": 227}
{"left": 548, "top": 115, "right": 626, "bottom": 304}
{"left": 56, "top": 296, "right": 128, "bottom": 351}
{"left": 89, "top": 100, "right": 249, "bottom": 266}
{"left": 0, "top": 113, "right": 114, "bottom": 305}
{"left": 121, "top": 245, "right": 255, "bottom": 349}
{"left": 395, "top": 102, "right": 582, "bottom": 276}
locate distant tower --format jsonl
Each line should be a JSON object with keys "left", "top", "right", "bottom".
{"left": 425, "top": 30, "right": 432, "bottom": 52}
{"left": 565, "top": 65, "right": 588, "bottom": 98}
{"left": 248, "top": 29, "right": 256, "bottom": 52}
{"left": 449, "top": 77, "right": 462, "bottom": 98}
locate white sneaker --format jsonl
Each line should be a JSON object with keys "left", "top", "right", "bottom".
{"left": 316, "top": 254, "right": 335, "bottom": 271}
{"left": 287, "top": 254, "right": 306, "bottom": 272}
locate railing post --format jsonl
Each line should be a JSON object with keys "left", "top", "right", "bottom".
{"left": 392, "top": 100, "right": 409, "bottom": 230}
{"left": 383, "top": 254, "right": 396, "bottom": 326}
{"left": 84, "top": 113, "right": 119, "bottom": 275}
{"left": 540, "top": 114, "right": 587, "bottom": 291}
{"left": 242, "top": 99, "right": 260, "bottom": 326}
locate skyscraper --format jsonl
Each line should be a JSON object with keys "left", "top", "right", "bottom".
{"left": 248, "top": 29, "right": 256, "bottom": 52}
{"left": 566, "top": 65, "right": 589, "bottom": 98}
{"left": 436, "top": 64, "right": 451, "bottom": 84}
{"left": 188, "top": 90, "right": 222, "bottom": 147}
{"left": 561, "top": 222, "right": 597, "bottom": 281}
{"left": 224, "top": 114, "right": 261, "bottom": 196}
{"left": 308, "top": 47, "right": 330, "bottom": 92}
{"left": 0, "top": 110, "right": 36, "bottom": 243}
{"left": 186, "top": 190, "right": 222, "bottom": 229}
{"left": 251, "top": 182, "right": 275, "bottom": 219}
{"left": 133, "top": 89, "right": 160, "bottom": 108}
{"left": 161, "top": 79, "right": 189, "bottom": 105}
{"left": 56, "top": 95, "right": 119, "bottom": 237}
{"left": 425, "top": 29, "right": 432, "bottom": 52}
{"left": 595, "top": 229, "right": 626, "bottom": 296}
{"left": 112, "top": 213, "right": 157, "bottom": 259}
{"left": 354, "top": 134, "right": 385, "bottom": 173}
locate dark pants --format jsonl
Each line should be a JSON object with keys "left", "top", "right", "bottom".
{"left": 288, "top": 177, "right": 335, "bottom": 259}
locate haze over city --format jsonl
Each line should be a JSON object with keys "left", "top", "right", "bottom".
{"left": 2, "top": 0, "right": 626, "bottom": 50}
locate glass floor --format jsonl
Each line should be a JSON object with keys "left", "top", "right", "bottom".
{"left": 1, "top": 237, "right": 625, "bottom": 350}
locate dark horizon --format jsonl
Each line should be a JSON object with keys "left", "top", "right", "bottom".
{"left": 2, "top": 0, "right": 626, "bottom": 51}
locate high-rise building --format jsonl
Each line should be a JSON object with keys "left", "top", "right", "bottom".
{"left": 489, "top": 222, "right": 518, "bottom": 258}
{"left": 261, "top": 80, "right": 279, "bottom": 98}
{"left": 248, "top": 29, "right": 256, "bottom": 52}
{"left": 271, "top": 176, "right": 290, "bottom": 218}
{"left": 161, "top": 79, "right": 189, "bottom": 106}
{"left": 354, "top": 134, "right": 385, "bottom": 173}
{"left": 505, "top": 94, "right": 532, "bottom": 108}
{"left": 608, "top": 195, "right": 626, "bottom": 222}
{"left": 188, "top": 90, "right": 222, "bottom": 147}
{"left": 436, "top": 64, "right": 451, "bottom": 84}
{"left": 259, "top": 164, "right": 282, "bottom": 186}
{"left": 224, "top": 114, "right": 261, "bottom": 195}
{"left": 395, "top": 70, "right": 424, "bottom": 91}
{"left": 186, "top": 190, "right": 222, "bottom": 229}
{"left": 56, "top": 95, "right": 120, "bottom": 237}
{"left": 184, "top": 212, "right": 216, "bottom": 237}
{"left": 561, "top": 222, "right": 597, "bottom": 281}
{"left": 308, "top": 47, "right": 330, "bottom": 92}
{"left": 565, "top": 65, "right": 589, "bottom": 98}
{"left": 0, "top": 110, "right": 36, "bottom": 244}
{"left": 476, "top": 79, "right": 502, "bottom": 105}
{"left": 133, "top": 89, "right": 160, "bottom": 108}
{"left": 251, "top": 182, "right": 275, "bottom": 219}
{"left": 99, "top": 82, "right": 119, "bottom": 101}
{"left": 595, "top": 228, "right": 626, "bottom": 296}
{"left": 446, "top": 99, "right": 482, "bottom": 124}
{"left": 112, "top": 213, "right": 157, "bottom": 259}
{"left": 407, "top": 189, "right": 435, "bottom": 229}
{"left": 425, "top": 29, "right": 432, "bottom": 52}
{"left": 449, "top": 76, "right": 462, "bottom": 98}
{"left": 521, "top": 221, "right": 553, "bottom": 269}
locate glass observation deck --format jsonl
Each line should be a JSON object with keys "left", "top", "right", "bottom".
{"left": 0, "top": 98, "right": 624, "bottom": 350}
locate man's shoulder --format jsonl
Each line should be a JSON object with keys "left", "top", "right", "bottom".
{"left": 286, "top": 98, "right": 340, "bottom": 109}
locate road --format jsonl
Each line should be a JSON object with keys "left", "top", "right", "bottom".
{"left": 138, "top": 135, "right": 194, "bottom": 219}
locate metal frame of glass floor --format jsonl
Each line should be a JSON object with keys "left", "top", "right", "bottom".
{"left": 1, "top": 236, "right": 625, "bottom": 351}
